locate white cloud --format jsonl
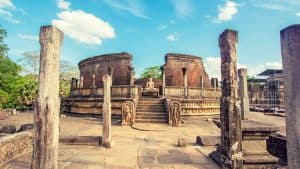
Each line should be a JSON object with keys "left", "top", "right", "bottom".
{"left": 52, "top": 10, "right": 115, "bottom": 45}
{"left": 58, "top": 0, "right": 70, "bottom": 10}
{"left": 251, "top": 0, "right": 300, "bottom": 11}
{"left": 166, "top": 32, "right": 179, "bottom": 41}
{"left": 158, "top": 24, "right": 167, "bottom": 31}
{"left": 248, "top": 62, "right": 282, "bottom": 77}
{"left": 0, "top": 0, "right": 20, "bottom": 23}
{"left": 203, "top": 57, "right": 282, "bottom": 79}
{"left": 297, "top": 12, "right": 300, "bottom": 16}
{"left": 104, "top": 0, "right": 148, "bottom": 19}
{"left": 18, "top": 34, "right": 39, "bottom": 41}
{"left": 214, "top": 1, "right": 239, "bottom": 23}
{"left": 171, "top": 0, "right": 194, "bottom": 17}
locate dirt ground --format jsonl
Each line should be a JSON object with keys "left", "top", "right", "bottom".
{"left": 0, "top": 111, "right": 286, "bottom": 169}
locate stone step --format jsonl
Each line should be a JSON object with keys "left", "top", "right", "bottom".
{"left": 137, "top": 105, "right": 165, "bottom": 108}
{"left": 136, "top": 108, "right": 166, "bottom": 112}
{"left": 135, "top": 116, "right": 167, "bottom": 119}
{"left": 134, "top": 119, "right": 168, "bottom": 123}
{"left": 136, "top": 111, "right": 166, "bottom": 114}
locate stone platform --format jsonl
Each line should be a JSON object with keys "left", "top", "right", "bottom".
{"left": 210, "top": 120, "right": 279, "bottom": 168}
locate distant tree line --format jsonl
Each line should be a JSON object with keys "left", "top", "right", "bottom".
{"left": 0, "top": 25, "right": 78, "bottom": 109}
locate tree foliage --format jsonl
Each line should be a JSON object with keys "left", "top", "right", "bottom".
{"left": 0, "top": 25, "right": 79, "bottom": 108}
{"left": 140, "top": 66, "right": 162, "bottom": 79}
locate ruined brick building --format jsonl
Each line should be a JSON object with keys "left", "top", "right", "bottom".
{"left": 63, "top": 52, "right": 221, "bottom": 124}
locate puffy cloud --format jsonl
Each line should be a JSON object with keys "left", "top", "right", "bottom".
{"left": 18, "top": 34, "right": 39, "bottom": 41}
{"left": 166, "top": 32, "right": 179, "bottom": 41}
{"left": 247, "top": 62, "right": 282, "bottom": 77}
{"left": 297, "top": 12, "right": 300, "bottom": 16}
{"left": 171, "top": 0, "right": 194, "bottom": 17}
{"left": 52, "top": 10, "right": 115, "bottom": 45}
{"left": 57, "top": 0, "right": 70, "bottom": 10}
{"left": 214, "top": 1, "right": 239, "bottom": 23}
{"left": 0, "top": 0, "right": 20, "bottom": 23}
{"left": 104, "top": 0, "right": 148, "bottom": 19}
{"left": 204, "top": 57, "right": 221, "bottom": 79}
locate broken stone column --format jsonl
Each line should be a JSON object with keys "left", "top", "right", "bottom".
{"left": 32, "top": 26, "right": 63, "bottom": 169}
{"left": 182, "top": 68, "right": 188, "bottom": 98}
{"left": 102, "top": 74, "right": 113, "bottom": 148}
{"left": 238, "top": 68, "right": 249, "bottom": 120}
{"left": 219, "top": 29, "right": 243, "bottom": 168}
{"left": 92, "top": 74, "right": 96, "bottom": 87}
{"left": 280, "top": 24, "right": 300, "bottom": 169}
{"left": 161, "top": 66, "right": 166, "bottom": 96}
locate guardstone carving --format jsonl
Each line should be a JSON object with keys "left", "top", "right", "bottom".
{"left": 169, "top": 102, "right": 181, "bottom": 126}
{"left": 121, "top": 101, "right": 136, "bottom": 125}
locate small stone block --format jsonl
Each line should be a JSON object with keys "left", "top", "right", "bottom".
{"left": 178, "top": 138, "right": 186, "bottom": 147}
{"left": 196, "top": 135, "right": 220, "bottom": 146}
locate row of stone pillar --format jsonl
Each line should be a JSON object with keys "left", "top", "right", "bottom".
{"left": 219, "top": 25, "right": 300, "bottom": 169}
{"left": 32, "top": 24, "right": 300, "bottom": 169}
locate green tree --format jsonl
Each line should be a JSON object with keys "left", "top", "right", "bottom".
{"left": 140, "top": 66, "right": 162, "bottom": 79}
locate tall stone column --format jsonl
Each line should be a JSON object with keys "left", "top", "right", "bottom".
{"left": 182, "top": 68, "right": 188, "bottom": 98}
{"left": 201, "top": 75, "right": 204, "bottom": 89}
{"left": 219, "top": 29, "right": 243, "bottom": 169}
{"left": 160, "top": 66, "right": 166, "bottom": 96}
{"left": 102, "top": 74, "right": 113, "bottom": 148}
{"left": 238, "top": 68, "right": 249, "bottom": 120}
{"left": 280, "top": 24, "right": 300, "bottom": 168}
{"left": 128, "top": 66, "right": 135, "bottom": 97}
{"left": 32, "top": 26, "right": 63, "bottom": 169}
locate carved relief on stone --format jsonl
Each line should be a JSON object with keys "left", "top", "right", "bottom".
{"left": 121, "top": 101, "right": 136, "bottom": 125}
{"left": 169, "top": 102, "right": 181, "bottom": 126}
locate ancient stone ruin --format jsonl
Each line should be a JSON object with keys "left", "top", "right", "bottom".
{"left": 63, "top": 53, "right": 221, "bottom": 124}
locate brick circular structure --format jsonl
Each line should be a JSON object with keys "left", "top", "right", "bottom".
{"left": 164, "top": 53, "right": 210, "bottom": 88}
{"left": 78, "top": 52, "right": 132, "bottom": 88}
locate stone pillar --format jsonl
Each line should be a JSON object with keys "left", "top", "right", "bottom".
{"left": 80, "top": 76, "right": 84, "bottom": 88}
{"left": 128, "top": 66, "right": 135, "bottom": 97}
{"left": 211, "top": 78, "right": 218, "bottom": 89}
{"left": 108, "top": 67, "right": 114, "bottom": 85}
{"left": 238, "top": 68, "right": 249, "bottom": 120}
{"left": 182, "top": 68, "right": 188, "bottom": 98}
{"left": 70, "top": 78, "right": 77, "bottom": 89}
{"left": 160, "top": 66, "right": 166, "bottom": 96}
{"left": 280, "top": 24, "right": 300, "bottom": 168}
{"left": 219, "top": 29, "right": 243, "bottom": 168}
{"left": 32, "top": 26, "right": 63, "bottom": 169}
{"left": 102, "top": 74, "right": 113, "bottom": 148}
{"left": 201, "top": 75, "right": 204, "bottom": 89}
{"left": 92, "top": 74, "right": 96, "bottom": 87}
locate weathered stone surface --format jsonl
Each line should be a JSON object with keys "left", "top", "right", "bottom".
{"left": 59, "top": 136, "right": 102, "bottom": 146}
{"left": 280, "top": 24, "right": 300, "bottom": 169}
{"left": 0, "top": 131, "right": 33, "bottom": 166}
{"left": 168, "top": 102, "right": 181, "bottom": 126}
{"left": 0, "top": 125, "right": 16, "bottom": 134}
{"left": 102, "top": 74, "right": 112, "bottom": 148}
{"left": 196, "top": 135, "right": 220, "bottom": 146}
{"left": 78, "top": 53, "right": 132, "bottom": 88}
{"left": 238, "top": 68, "right": 249, "bottom": 120}
{"left": 121, "top": 101, "right": 136, "bottom": 125}
{"left": 177, "top": 138, "right": 186, "bottom": 147}
{"left": 164, "top": 53, "right": 210, "bottom": 88}
{"left": 267, "top": 135, "right": 287, "bottom": 166}
{"left": 18, "top": 123, "right": 34, "bottom": 132}
{"left": 219, "top": 29, "right": 243, "bottom": 168}
{"left": 32, "top": 25, "right": 63, "bottom": 169}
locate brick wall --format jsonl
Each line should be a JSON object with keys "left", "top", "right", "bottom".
{"left": 164, "top": 53, "right": 210, "bottom": 88}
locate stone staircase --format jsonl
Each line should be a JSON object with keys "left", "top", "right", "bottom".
{"left": 135, "top": 98, "right": 168, "bottom": 123}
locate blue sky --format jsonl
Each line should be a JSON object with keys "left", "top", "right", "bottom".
{"left": 0, "top": 0, "right": 299, "bottom": 79}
